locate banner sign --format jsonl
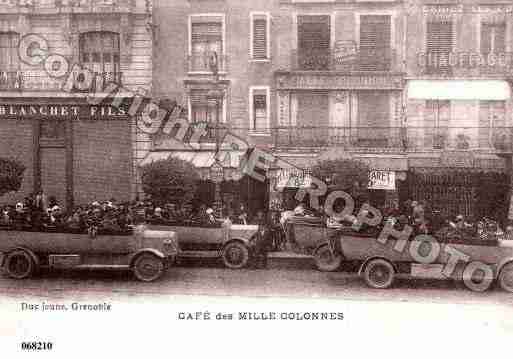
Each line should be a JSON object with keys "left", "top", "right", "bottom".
{"left": 272, "top": 168, "right": 312, "bottom": 189}
{"left": 0, "top": 104, "right": 128, "bottom": 120}
{"left": 368, "top": 170, "right": 396, "bottom": 190}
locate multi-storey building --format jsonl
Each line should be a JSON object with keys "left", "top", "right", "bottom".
{"left": 150, "top": 0, "right": 407, "bottom": 213}
{"left": 0, "top": 0, "right": 153, "bottom": 208}
{"left": 405, "top": 1, "right": 512, "bottom": 221}
{"left": 149, "top": 0, "right": 512, "bottom": 221}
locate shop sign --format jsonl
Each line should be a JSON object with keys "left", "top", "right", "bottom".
{"left": 273, "top": 168, "right": 312, "bottom": 189}
{"left": 368, "top": 170, "right": 396, "bottom": 190}
{"left": 276, "top": 73, "right": 404, "bottom": 90}
{"left": 0, "top": 104, "right": 128, "bottom": 120}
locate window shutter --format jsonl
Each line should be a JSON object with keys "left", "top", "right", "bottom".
{"left": 481, "top": 24, "right": 492, "bottom": 54}
{"left": 0, "top": 32, "right": 20, "bottom": 70}
{"left": 252, "top": 18, "right": 267, "bottom": 59}
{"left": 298, "top": 15, "right": 330, "bottom": 49}
{"left": 494, "top": 24, "right": 506, "bottom": 53}
{"left": 357, "top": 91, "right": 389, "bottom": 141}
{"left": 359, "top": 15, "right": 391, "bottom": 71}
{"left": 192, "top": 22, "right": 222, "bottom": 42}
{"left": 426, "top": 21, "right": 453, "bottom": 74}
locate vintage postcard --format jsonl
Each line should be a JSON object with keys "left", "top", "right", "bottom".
{"left": 1, "top": 0, "right": 512, "bottom": 357}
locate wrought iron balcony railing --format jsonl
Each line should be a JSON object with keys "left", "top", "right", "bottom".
{"left": 70, "top": 70, "right": 123, "bottom": 92}
{"left": 271, "top": 126, "right": 513, "bottom": 153}
{"left": 187, "top": 53, "right": 228, "bottom": 73}
{"left": 0, "top": 71, "right": 23, "bottom": 91}
{"left": 289, "top": 47, "right": 400, "bottom": 72}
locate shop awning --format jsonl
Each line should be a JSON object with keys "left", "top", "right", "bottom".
{"left": 407, "top": 80, "right": 511, "bottom": 100}
{"left": 139, "top": 150, "right": 246, "bottom": 181}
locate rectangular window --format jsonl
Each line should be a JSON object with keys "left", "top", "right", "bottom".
{"left": 425, "top": 100, "right": 450, "bottom": 149}
{"left": 0, "top": 32, "right": 21, "bottom": 90}
{"left": 359, "top": 15, "right": 391, "bottom": 71}
{"left": 190, "top": 15, "right": 224, "bottom": 72}
{"left": 357, "top": 91, "right": 390, "bottom": 146}
{"left": 249, "top": 87, "right": 270, "bottom": 133}
{"left": 426, "top": 20, "right": 453, "bottom": 75}
{"left": 251, "top": 13, "right": 270, "bottom": 60}
{"left": 79, "top": 31, "right": 120, "bottom": 83}
{"left": 479, "top": 100, "right": 506, "bottom": 149}
{"left": 189, "top": 89, "right": 225, "bottom": 140}
{"left": 297, "top": 15, "right": 330, "bottom": 70}
{"left": 481, "top": 23, "right": 505, "bottom": 55}
{"left": 0, "top": 32, "right": 19, "bottom": 71}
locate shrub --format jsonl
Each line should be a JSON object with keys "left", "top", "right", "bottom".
{"left": 140, "top": 156, "right": 199, "bottom": 206}
{"left": 0, "top": 157, "right": 25, "bottom": 198}
{"left": 310, "top": 158, "right": 370, "bottom": 200}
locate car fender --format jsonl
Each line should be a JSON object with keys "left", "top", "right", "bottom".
{"left": 129, "top": 248, "right": 166, "bottom": 267}
{"left": 358, "top": 256, "right": 398, "bottom": 276}
{"left": 496, "top": 257, "right": 513, "bottom": 278}
{"left": 3, "top": 247, "right": 40, "bottom": 269}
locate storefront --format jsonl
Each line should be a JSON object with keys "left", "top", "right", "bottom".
{"left": 267, "top": 152, "right": 409, "bottom": 212}
{"left": 408, "top": 151, "right": 510, "bottom": 223}
{"left": 0, "top": 99, "right": 133, "bottom": 209}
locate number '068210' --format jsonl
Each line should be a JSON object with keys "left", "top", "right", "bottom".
{"left": 21, "top": 342, "right": 53, "bottom": 351}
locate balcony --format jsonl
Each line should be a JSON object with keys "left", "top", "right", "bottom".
{"left": 187, "top": 53, "right": 228, "bottom": 74}
{"left": 289, "top": 47, "right": 401, "bottom": 72}
{"left": 0, "top": 71, "right": 23, "bottom": 91}
{"left": 71, "top": 71, "right": 123, "bottom": 92}
{"left": 272, "top": 126, "right": 513, "bottom": 154}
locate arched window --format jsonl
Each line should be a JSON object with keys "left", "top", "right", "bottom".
{"left": 79, "top": 31, "right": 120, "bottom": 83}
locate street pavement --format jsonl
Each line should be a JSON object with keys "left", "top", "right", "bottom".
{"left": 0, "top": 261, "right": 512, "bottom": 306}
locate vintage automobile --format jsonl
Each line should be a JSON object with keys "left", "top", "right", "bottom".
{"left": 322, "top": 225, "right": 513, "bottom": 292}
{"left": 148, "top": 219, "right": 261, "bottom": 269}
{"left": 0, "top": 226, "right": 179, "bottom": 282}
{"left": 283, "top": 215, "right": 343, "bottom": 271}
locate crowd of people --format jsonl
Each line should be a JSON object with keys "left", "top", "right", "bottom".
{"left": 0, "top": 190, "right": 275, "bottom": 236}
{"left": 286, "top": 198, "right": 513, "bottom": 240}
{"left": 2, "top": 189, "right": 511, "bottom": 244}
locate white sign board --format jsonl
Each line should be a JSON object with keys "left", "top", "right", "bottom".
{"left": 273, "top": 169, "right": 312, "bottom": 189}
{"left": 368, "top": 170, "right": 396, "bottom": 190}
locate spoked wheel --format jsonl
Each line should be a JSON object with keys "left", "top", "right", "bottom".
{"left": 132, "top": 253, "right": 165, "bottom": 282}
{"left": 222, "top": 242, "right": 249, "bottom": 269}
{"left": 4, "top": 250, "right": 36, "bottom": 279}
{"left": 498, "top": 262, "right": 513, "bottom": 293}
{"left": 314, "top": 244, "right": 342, "bottom": 272}
{"left": 363, "top": 259, "right": 395, "bottom": 289}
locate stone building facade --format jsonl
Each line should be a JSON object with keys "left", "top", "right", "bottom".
{"left": 0, "top": 0, "right": 153, "bottom": 208}
{"left": 148, "top": 0, "right": 513, "bottom": 220}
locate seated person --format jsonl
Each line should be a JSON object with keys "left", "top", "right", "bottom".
{"left": 1, "top": 205, "right": 11, "bottom": 227}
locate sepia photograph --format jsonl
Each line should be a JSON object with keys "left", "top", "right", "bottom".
{"left": 0, "top": 0, "right": 512, "bottom": 357}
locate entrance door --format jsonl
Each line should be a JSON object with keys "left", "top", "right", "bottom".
{"left": 39, "top": 120, "right": 68, "bottom": 209}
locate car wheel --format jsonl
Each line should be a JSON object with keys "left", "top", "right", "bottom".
{"left": 363, "top": 259, "right": 395, "bottom": 289}
{"left": 498, "top": 262, "right": 513, "bottom": 293}
{"left": 222, "top": 242, "right": 249, "bottom": 269}
{"left": 132, "top": 253, "right": 165, "bottom": 282}
{"left": 4, "top": 250, "right": 36, "bottom": 280}
{"left": 314, "top": 244, "right": 342, "bottom": 272}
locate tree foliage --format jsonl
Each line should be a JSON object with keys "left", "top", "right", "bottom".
{"left": 311, "top": 158, "right": 370, "bottom": 197}
{"left": 140, "top": 156, "right": 199, "bottom": 206}
{"left": 0, "top": 157, "right": 25, "bottom": 198}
